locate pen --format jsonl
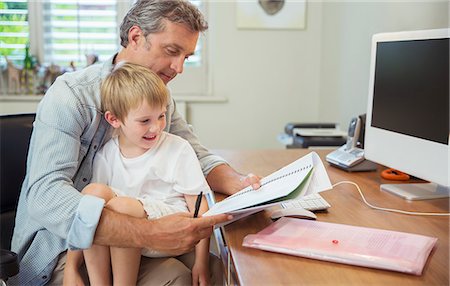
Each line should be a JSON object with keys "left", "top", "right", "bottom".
{"left": 193, "top": 191, "right": 203, "bottom": 218}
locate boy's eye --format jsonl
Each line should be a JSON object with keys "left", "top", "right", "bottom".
{"left": 159, "top": 114, "right": 165, "bottom": 119}
{"left": 141, "top": 119, "right": 150, "bottom": 123}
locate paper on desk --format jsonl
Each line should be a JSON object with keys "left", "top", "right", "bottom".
{"left": 293, "top": 128, "right": 347, "bottom": 137}
{"left": 243, "top": 217, "right": 437, "bottom": 275}
{"left": 204, "top": 152, "right": 332, "bottom": 227}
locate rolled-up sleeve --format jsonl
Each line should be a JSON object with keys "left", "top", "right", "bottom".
{"left": 67, "top": 195, "right": 105, "bottom": 250}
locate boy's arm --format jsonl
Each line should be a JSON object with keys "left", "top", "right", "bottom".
{"left": 185, "top": 194, "right": 211, "bottom": 285}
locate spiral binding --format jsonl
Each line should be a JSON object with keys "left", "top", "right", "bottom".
{"left": 224, "top": 164, "right": 313, "bottom": 200}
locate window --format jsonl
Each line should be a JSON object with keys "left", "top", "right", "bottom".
{"left": 1, "top": 0, "right": 208, "bottom": 95}
{"left": 41, "top": 0, "right": 119, "bottom": 67}
{"left": 168, "top": 0, "right": 208, "bottom": 95}
{"left": 0, "top": 0, "right": 29, "bottom": 65}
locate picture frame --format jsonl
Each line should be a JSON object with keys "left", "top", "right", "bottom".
{"left": 236, "top": 0, "right": 307, "bottom": 30}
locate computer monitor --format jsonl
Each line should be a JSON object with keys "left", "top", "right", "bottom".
{"left": 365, "top": 28, "right": 449, "bottom": 200}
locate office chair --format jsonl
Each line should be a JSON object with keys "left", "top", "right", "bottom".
{"left": 0, "top": 113, "right": 35, "bottom": 283}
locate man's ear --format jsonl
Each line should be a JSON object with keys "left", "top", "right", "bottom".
{"left": 128, "top": 25, "right": 144, "bottom": 50}
{"left": 104, "top": 111, "right": 121, "bottom": 129}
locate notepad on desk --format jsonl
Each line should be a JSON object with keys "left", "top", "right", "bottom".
{"left": 204, "top": 152, "right": 332, "bottom": 227}
{"left": 243, "top": 217, "right": 437, "bottom": 275}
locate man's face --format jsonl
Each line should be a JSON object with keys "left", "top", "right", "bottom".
{"left": 132, "top": 21, "right": 199, "bottom": 85}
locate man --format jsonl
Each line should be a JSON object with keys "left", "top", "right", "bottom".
{"left": 11, "top": 0, "right": 260, "bottom": 285}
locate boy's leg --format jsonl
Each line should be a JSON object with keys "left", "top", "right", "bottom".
{"left": 63, "top": 250, "right": 85, "bottom": 286}
{"left": 82, "top": 182, "right": 116, "bottom": 201}
{"left": 67, "top": 248, "right": 191, "bottom": 286}
{"left": 81, "top": 183, "right": 116, "bottom": 285}
{"left": 84, "top": 244, "right": 112, "bottom": 285}
{"left": 107, "top": 196, "right": 147, "bottom": 286}
{"left": 47, "top": 252, "right": 89, "bottom": 286}
{"left": 177, "top": 251, "right": 224, "bottom": 286}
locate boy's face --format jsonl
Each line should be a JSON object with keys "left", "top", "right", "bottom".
{"left": 117, "top": 101, "right": 167, "bottom": 157}
{"left": 131, "top": 21, "right": 199, "bottom": 85}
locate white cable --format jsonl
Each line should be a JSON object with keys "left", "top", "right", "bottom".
{"left": 332, "top": 181, "right": 450, "bottom": 216}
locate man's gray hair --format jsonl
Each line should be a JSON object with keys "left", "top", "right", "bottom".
{"left": 120, "top": 0, "right": 208, "bottom": 47}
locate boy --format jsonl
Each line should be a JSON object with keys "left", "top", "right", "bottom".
{"left": 64, "top": 62, "right": 212, "bottom": 285}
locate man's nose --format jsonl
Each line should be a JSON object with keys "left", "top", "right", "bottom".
{"left": 171, "top": 56, "right": 185, "bottom": 74}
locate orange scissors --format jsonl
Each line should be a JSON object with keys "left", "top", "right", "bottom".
{"left": 381, "top": 168, "right": 410, "bottom": 181}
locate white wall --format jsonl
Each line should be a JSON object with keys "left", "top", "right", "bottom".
{"left": 3, "top": 1, "right": 448, "bottom": 150}
{"left": 187, "top": 0, "right": 448, "bottom": 150}
{"left": 318, "top": 1, "right": 449, "bottom": 131}
{"left": 190, "top": 1, "right": 324, "bottom": 149}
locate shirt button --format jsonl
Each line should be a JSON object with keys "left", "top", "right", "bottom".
{"left": 82, "top": 178, "right": 87, "bottom": 182}
{"left": 42, "top": 275, "right": 47, "bottom": 279}
{"left": 93, "top": 145, "right": 98, "bottom": 150}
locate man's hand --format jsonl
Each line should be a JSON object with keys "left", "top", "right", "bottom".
{"left": 207, "top": 164, "right": 262, "bottom": 195}
{"left": 141, "top": 212, "right": 230, "bottom": 256}
{"left": 94, "top": 209, "right": 231, "bottom": 255}
{"left": 238, "top": 173, "right": 262, "bottom": 191}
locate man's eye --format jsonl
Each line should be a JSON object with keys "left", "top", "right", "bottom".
{"left": 141, "top": 119, "right": 149, "bottom": 123}
{"left": 159, "top": 114, "right": 165, "bottom": 119}
{"left": 166, "top": 48, "right": 178, "bottom": 55}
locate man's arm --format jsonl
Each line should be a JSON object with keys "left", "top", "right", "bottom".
{"left": 21, "top": 77, "right": 97, "bottom": 239}
{"left": 94, "top": 208, "right": 229, "bottom": 255}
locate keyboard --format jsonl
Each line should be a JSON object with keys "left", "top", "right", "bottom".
{"left": 281, "top": 193, "right": 331, "bottom": 212}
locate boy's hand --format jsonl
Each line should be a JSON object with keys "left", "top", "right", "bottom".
{"left": 63, "top": 268, "right": 85, "bottom": 286}
{"left": 192, "top": 261, "right": 210, "bottom": 286}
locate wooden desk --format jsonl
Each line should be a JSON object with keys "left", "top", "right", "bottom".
{"left": 212, "top": 149, "right": 449, "bottom": 286}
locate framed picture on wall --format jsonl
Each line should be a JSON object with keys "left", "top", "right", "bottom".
{"left": 236, "top": 0, "right": 306, "bottom": 30}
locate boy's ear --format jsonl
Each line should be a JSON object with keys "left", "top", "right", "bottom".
{"left": 104, "top": 111, "right": 121, "bottom": 129}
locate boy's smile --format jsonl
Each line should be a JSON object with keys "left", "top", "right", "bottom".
{"left": 117, "top": 102, "right": 167, "bottom": 158}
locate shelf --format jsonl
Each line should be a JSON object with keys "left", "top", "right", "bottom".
{"left": 0, "top": 95, "right": 44, "bottom": 102}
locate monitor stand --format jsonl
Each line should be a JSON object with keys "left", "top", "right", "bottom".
{"left": 381, "top": 183, "right": 450, "bottom": 201}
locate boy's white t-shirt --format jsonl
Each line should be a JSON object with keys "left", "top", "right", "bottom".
{"left": 92, "top": 131, "right": 211, "bottom": 215}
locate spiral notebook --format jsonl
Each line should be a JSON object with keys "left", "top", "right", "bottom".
{"left": 204, "top": 152, "right": 332, "bottom": 227}
{"left": 243, "top": 217, "right": 437, "bottom": 275}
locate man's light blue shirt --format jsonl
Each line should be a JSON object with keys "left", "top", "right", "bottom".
{"left": 11, "top": 56, "right": 227, "bottom": 285}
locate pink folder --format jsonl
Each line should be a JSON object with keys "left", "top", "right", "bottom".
{"left": 243, "top": 217, "right": 437, "bottom": 275}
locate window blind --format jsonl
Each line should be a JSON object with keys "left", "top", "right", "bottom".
{"left": 42, "top": 0, "right": 119, "bottom": 67}
{"left": 185, "top": 0, "right": 202, "bottom": 67}
{"left": 0, "top": 0, "right": 29, "bottom": 65}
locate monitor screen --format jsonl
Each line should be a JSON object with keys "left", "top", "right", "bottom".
{"left": 365, "top": 28, "right": 449, "bottom": 200}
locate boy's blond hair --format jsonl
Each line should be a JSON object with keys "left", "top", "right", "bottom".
{"left": 101, "top": 62, "right": 168, "bottom": 121}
